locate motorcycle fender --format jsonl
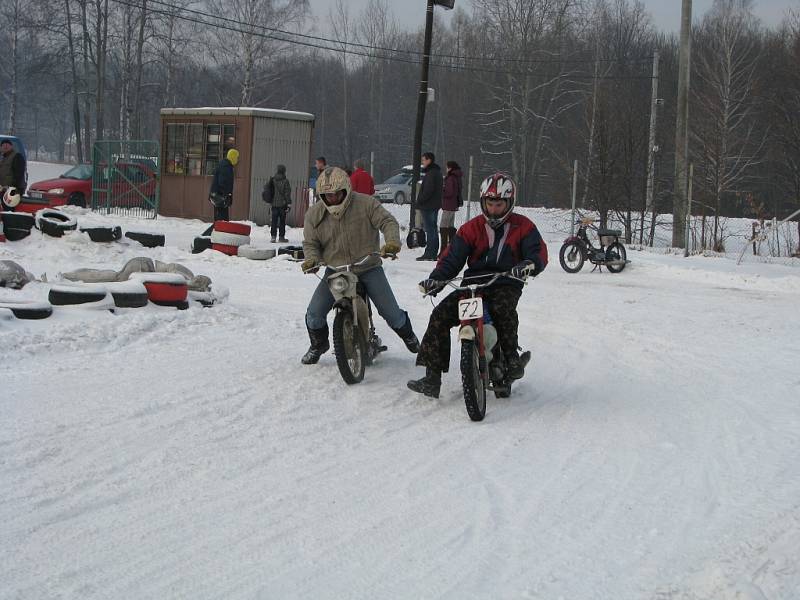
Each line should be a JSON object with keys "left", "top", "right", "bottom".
{"left": 563, "top": 235, "right": 582, "bottom": 244}
{"left": 459, "top": 325, "right": 476, "bottom": 342}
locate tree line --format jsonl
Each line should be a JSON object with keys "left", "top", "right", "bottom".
{"left": 2, "top": 0, "right": 799, "bottom": 251}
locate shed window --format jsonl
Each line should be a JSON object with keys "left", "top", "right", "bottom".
{"left": 163, "top": 121, "right": 236, "bottom": 176}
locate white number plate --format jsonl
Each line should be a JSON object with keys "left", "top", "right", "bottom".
{"left": 458, "top": 297, "right": 483, "bottom": 320}
{"left": 30, "top": 191, "right": 43, "bottom": 199}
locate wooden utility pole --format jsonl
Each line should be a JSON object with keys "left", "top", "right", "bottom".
{"left": 672, "top": 0, "right": 692, "bottom": 248}
{"left": 644, "top": 51, "right": 660, "bottom": 244}
{"left": 408, "top": 0, "right": 435, "bottom": 238}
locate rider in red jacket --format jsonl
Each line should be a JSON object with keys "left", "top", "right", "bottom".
{"left": 349, "top": 158, "right": 375, "bottom": 195}
{"left": 408, "top": 173, "right": 548, "bottom": 399}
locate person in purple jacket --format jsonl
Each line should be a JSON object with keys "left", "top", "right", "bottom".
{"left": 439, "top": 160, "right": 463, "bottom": 257}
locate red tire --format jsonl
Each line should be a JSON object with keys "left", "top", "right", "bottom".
{"left": 212, "top": 243, "right": 239, "bottom": 256}
{"left": 142, "top": 281, "right": 188, "bottom": 304}
{"left": 214, "top": 220, "right": 251, "bottom": 236}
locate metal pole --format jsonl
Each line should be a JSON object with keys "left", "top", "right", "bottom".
{"left": 370, "top": 151, "right": 374, "bottom": 178}
{"left": 408, "top": 0, "right": 435, "bottom": 242}
{"left": 644, "top": 50, "right": 660, "bottom": 243}
{"left": 684, "top": 162, "right": 693, "bottom": 257}
{"left": 571, "top": 159, "right": 578, "bottom": 236}
{"left": 466, "top": 154, "right": 473, "bottom": 220}
{"left": 673, "top": 0, "right": 692, "bottom": 249}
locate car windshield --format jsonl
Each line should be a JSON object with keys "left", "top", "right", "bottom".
{"left": 382, "top": 173, "right": 411, "bottom": 185}
{"left": 61, "top": 164, "right": 93, "bottom": 180}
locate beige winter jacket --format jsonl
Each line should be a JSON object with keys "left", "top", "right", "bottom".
{"left": 303, "top": 191, "right": 400, "bottom": 273}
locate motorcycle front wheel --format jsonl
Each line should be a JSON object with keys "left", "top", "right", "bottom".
{"left": 559, "top": 241, "right": 585, "bottom": 273}
{"left": 461, "top": 339, "right": 487, "bottom": 422}
{"left": 333, "top": 310, "right": 367, "bottom": 384}
{"left": 605, "top": 242, "right": 627, "bottom": 273}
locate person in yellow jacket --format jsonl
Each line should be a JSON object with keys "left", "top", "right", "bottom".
{"left": 300, "top": 166, "right": 419, "bottom": 365}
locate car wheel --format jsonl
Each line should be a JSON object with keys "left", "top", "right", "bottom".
{"left": 67, "top": 192, "right": 86, "bottom": 208}
{"left": 394, "top": 191, "right": 406, "bottom": 205}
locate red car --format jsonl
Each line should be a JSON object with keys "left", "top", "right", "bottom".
{"left": 21, "top": 162, "right": 157, "bottom": 213}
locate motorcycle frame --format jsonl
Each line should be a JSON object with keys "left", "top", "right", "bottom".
{"left": 327, "top": 270, "right": 372, "bottom": 342}
{"left": 563, "top": 223, "right": 619, "bottom": 264}
{"left": 457, "top": 287, "right": 489, "bottom": 386}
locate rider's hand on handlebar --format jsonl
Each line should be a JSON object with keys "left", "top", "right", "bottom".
{"left": 511, "top": 260, "right": 536, "bottom": 280}
{"left": 380, "top": 242, "right": 401, "bottom": 258}
{"left": 301, "top": 258, "right": 319, "bottom": 274}
{"left": 419, "top": 279, "right": 446, "bottom": 297}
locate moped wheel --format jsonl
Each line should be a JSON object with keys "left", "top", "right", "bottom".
{"left": 605, "top": 242, "right": 627, "bottom": 273}
{"left": 333, "top": 310, "right": 367, "bottom": 384}
{"left": 461, "top": 339, "right": 487, "bottom": 422}
{"left": 559, "top": 241, "right": 585, "bottom": 273}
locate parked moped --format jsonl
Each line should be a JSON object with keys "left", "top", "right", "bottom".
{"left": 559, "top": 218, "right": 628, "bottom": 273}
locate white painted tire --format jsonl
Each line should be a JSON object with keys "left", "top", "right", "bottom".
{"left": 210, "top": 230, "right": 251, "bottom": 247}
{"left": 237, "top": 245, "right": 276, "bottom": 260}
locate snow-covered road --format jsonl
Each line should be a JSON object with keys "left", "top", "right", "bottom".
{"left": 2, "top": 169, "right": 799, "bottom": 599}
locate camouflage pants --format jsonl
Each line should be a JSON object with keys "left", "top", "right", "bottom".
{"left": 416, "top": 285, "right": 522, "bottom": 373}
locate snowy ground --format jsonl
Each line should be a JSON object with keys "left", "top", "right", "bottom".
{"left": 2, "top": 163, "right": 799, "bottom": 599}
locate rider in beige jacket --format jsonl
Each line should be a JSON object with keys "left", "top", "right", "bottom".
{"left": 300, "top": 167, "right": 419, "bottom": 365}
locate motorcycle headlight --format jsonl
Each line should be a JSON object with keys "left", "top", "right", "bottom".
{"left": 329, "top": 276, "right": 350, "bottom": 294}
{"left": 48, "top": 188, "right": 65, "bottom": 195}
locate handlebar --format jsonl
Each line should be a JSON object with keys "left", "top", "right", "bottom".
{"left": 303, "top": 251, "right": 397, "bottom": 275}
{"left": 421, "top": 269, "right": 531, "bottom": 297}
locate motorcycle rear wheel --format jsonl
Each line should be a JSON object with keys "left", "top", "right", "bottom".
{"left": 461, "top": 339, "right": 487, "bottom": 421}
{"left": 333, "top": 310, "right": 367, "bottom": 384}
{"left": 605, "top": 242, "right": 627, "bottom": 273}
{"left": 559, "top": 241, "right": 585, "bottom": 273}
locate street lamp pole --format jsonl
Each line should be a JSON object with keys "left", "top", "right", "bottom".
{"left": 408, "top": 0, "right": 436, "bottom": 239}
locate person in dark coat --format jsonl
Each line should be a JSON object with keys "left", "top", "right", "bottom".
{"left": 439, "top": 160, "right": 463, "bottom": 256}
{"left": 209, "top": 148, "right": 238, "bottom": 222}
{"left": 0, "top": 138, "right": 26, "bottom": 210}
{"left": 416, "top": 151, "right": 443, "bottom": 261}
{"left": 349, "top": 158, "right": 375, "bottom": 195}
{"left": 269, "top": 164, "right": 292, "bottom": 243}
{"left": 407, "top": 173, "right": 548, "bottom": 399}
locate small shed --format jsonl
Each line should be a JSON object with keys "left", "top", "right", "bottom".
{"left": 158, "top": 107, "right": 315, "bottom": 226}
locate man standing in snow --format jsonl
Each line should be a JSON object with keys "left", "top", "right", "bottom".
{"left": 299, "top": 166, "right": 420, "bottom": 365}
{"left": 415, "top": 152, "right": 443, "bottom": 261}
{"left": 349, "top": 158, "right": 375, "bottom": 195}
{"left": 269, "top": 164, "right": 292, "bottom": 243}
{"left": 0, "top": 139, "right": 26, "bottom": 210}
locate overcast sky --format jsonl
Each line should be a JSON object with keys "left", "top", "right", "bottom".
{"left": 306, "top": 0, "right": 797, "bottom": 32}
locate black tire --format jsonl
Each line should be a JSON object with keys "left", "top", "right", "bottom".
{"left": 1, "top": 211, "right": 35, "bottom": 231}
{"left": 192, "top": 236, "right": 212, "bottom": 254}
{"left": 111, "top": 291, "right": 149, "bottom": 308}
{"left": 394, "top": 191, "right": 406, "bottom": 205}
{"left": 81, "top": 225, "right": 122, "bottom": 242}
{"left": 0, "top": 301, "right": 53, "bottom": 320}
{"left": 333, "top": 309, "right": 367, "bottom": 385}
{"left": 461, "top": 338, "right": 487, "bottom": 422}
{"left": 125, "top": 231, "right": 165, "bottom": 248}
{"left": 67, "top": 192, "right": 86, "bottom": 207}
{"left": 4, "top": 227, "right": 31, "bottom": 241}
{"left": 605, "top": 242, "right": 627, "bottom": 273}
{"left": 559, "top": 241, "right": 585, "bottom": 274}
{"left": 49, "top": 286, "right": 108, "bottom": 306}
{"left": 37, "top": 210, "right": 78, "bottom": 238}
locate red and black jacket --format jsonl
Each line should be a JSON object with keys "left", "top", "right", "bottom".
{"left": 430, "top": 213, "right": 548, "bottom": 288}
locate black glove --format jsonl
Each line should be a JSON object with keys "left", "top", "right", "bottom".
{"left": 510, "top": 260, "right": 536, "bottom": 280}
{"left": 284, "top": 205, "right": 291, "bottom": 213}
{"left": 418, "top": 279, "right": 446, "bottom": 297}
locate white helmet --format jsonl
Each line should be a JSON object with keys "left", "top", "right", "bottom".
{"left": 3, "top": 187, "right": 21, "bottom": 208}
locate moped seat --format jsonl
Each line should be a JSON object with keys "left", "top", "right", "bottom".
{"left": 597, "top": 228, "right": 621, "bottom": 237}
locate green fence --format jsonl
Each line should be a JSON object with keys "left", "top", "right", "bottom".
{"left": 92, "top": 140, "right": 160, "bottom": 219}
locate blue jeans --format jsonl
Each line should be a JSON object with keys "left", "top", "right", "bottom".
{"left": 305, "top": 266, "right": 407, "bottom": 331}
{"left": 420, "top": 209, "right": 439, "bottom": 257}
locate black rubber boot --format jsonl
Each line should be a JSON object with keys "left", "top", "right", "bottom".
{"left": 301, "top": 326, "right": 330, "bottom": 364}
{"left": 392, "top": 313, "right": 420, "bottom": 353}
{"left": 505, "top": 350, "right": 531, "bottom": 380}
{"left": 407, "top": 367, "right": 441, "bottom": 399}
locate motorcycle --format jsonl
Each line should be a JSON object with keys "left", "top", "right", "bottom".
{"left": 422, "top": 270, "right": 533, "bottom": 422}
{"left": 309, "top": 253, "right": 389, "bottom": 384}
{"left": 559, "top": 218, "right": 628, "bottom": 273}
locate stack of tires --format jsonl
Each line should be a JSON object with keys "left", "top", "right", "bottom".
{"left": 1, "top": 212, "right": 35, "bottom": 241}
{"left": 210, "top": 221, "right": 251, "bottom": 256}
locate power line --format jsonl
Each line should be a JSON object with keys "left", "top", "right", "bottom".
{"left": 114, "top": 0, "right": 655, "bottom": 70}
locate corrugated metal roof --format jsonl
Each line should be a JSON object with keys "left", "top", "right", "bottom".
{"left": 160, "top": 107, "right": 314, "bottom": 121}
